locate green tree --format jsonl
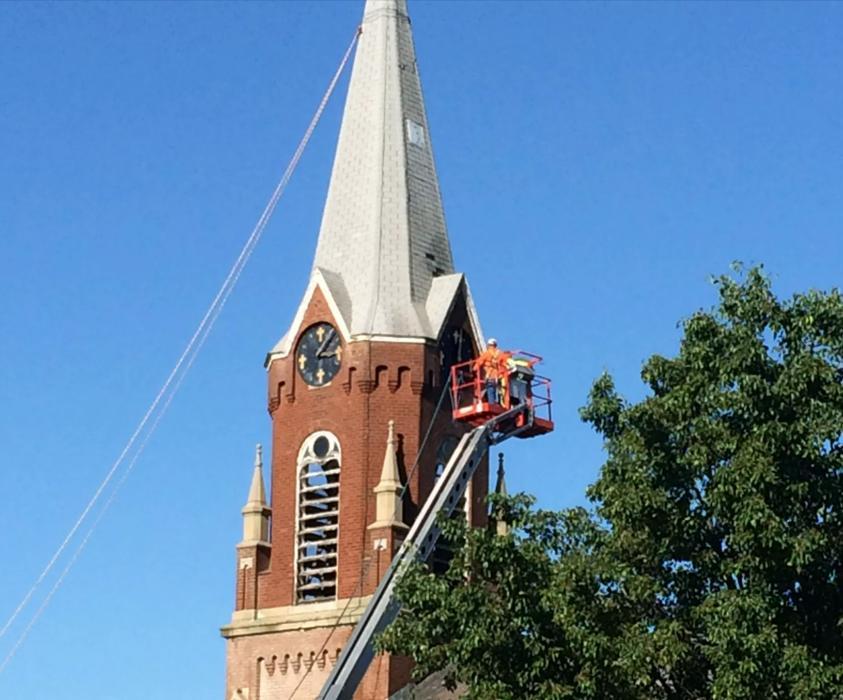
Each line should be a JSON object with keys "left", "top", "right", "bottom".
{"left": 378, "top": 267, "right": 843, "bottom": 699}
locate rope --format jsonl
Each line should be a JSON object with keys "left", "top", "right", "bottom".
{"left": 288, "top": 378, "right": 454, "bottom": 699}
{"left": 0, "top": 323, "right": 195, "bottom": 675}
{"left": 0, "top": 25, "right": 362, "bottom": 673}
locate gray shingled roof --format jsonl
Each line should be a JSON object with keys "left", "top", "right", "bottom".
{"left": 389, "top": 670, "right": 466, "bottom": 700}
{"left": 268, "top": 0, "right": 485, "bottom": 362}
{"left": 311, "top": 0, "right": 456, "bottom": 339}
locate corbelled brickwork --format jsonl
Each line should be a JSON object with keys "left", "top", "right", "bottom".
{"left": 226, "top": 627, "right": 412, "bottom": 700}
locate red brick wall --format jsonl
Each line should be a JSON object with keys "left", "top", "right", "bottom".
{"left": 259, "top": 286, "right": 487, "bottom": 609}
{"left": 226, "top": 284, "right": 488, "bottom": 699}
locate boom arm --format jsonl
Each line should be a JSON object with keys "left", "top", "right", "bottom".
{"left": 318, "top": 405, "right": 534, "bottom": 700}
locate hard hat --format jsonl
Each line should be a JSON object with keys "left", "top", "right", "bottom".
{"left": 488, "top": 338, "right": 498, "bottom": 346}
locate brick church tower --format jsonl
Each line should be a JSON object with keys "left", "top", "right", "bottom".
{"left": 221, "top": 1, "right": 488, "bottom": 697}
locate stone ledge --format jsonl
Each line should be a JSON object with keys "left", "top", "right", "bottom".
{"left": 220, "top": 595, "right": 372, "bottom": 639}
{"left": 367, "top": 520, "right": 409, "bottom": 531}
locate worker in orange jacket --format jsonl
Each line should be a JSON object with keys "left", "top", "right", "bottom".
{"left": 473, "top": 338, "right": 510, "bottom": 405}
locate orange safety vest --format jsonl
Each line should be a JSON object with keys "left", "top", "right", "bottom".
{"left": 474, "top": 348, "right": 509, "bottom": 380}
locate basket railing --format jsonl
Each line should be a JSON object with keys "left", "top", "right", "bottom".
{"left": 449, "top": 350, "right": 552, "bottom": 424}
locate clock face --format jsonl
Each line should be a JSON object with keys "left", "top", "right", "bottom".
{"left": 439, "top": 326, "right": 474, "bottom": 384}
{"left": 296, "top": 322, "right": 342, "bottom": 387}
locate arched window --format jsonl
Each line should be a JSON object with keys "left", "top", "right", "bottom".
{"left": 295, "top": 431, "right": 341, "bottom": 603}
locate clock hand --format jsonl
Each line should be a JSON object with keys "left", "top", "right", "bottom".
{"left": 316, "top": 328, "right": 336, "bottom": 357}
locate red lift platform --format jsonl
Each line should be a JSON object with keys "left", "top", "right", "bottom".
{"left": 450, "top": 350, "right": 554, "bottom": 438}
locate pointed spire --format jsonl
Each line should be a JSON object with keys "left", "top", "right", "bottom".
{"left": 312, "top": 0, "right": 455, "bottom": 338}
{"left": 245, "top": 444, "right": 267, "bottom": 507}
{"left": 379, "top": 420, "right": 401, "bottom": 489}
{"left": 491, "top": 453, "right": 509, "bottom": 537}
{"left": 268, "top": 0, "right": 488, "bottom": 362}
{"left": 370, "top": 420, "right": 407, "bottom": 528}
{"left": 241, "top": 444, "right": 271, "bottom": 544}
{"left": 494, "top": 452, "right": 508, "bottom": 496}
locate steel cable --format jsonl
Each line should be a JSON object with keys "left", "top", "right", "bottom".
{"left": 0, "top": 25, "right": 361, "bottom": 673}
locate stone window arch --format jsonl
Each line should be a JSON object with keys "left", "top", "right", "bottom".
{"left": 295, "top": 431, "right": 341, "bottom": 603}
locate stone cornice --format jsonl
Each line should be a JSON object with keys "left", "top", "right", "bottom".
{"left": 220, "top": 595, "right": 373, "bottom": 639}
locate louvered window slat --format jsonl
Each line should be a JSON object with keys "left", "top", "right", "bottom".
{"left": 295, "top": 432, "right": 341, "bottom": 604}
{"left": 297, "top": 581, "right": 337, "bottom": 593}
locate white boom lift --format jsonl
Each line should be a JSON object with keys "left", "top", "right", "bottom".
{"left": 319, "top": 351, "right": 555, "bottom": 700}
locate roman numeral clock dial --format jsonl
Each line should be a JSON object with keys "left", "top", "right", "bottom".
{"left": 296, "top": 322, "right": 342, "bottom": 387}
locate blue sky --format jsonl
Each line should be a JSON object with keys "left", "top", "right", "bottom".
{"left": 1, "top": 1, "right": 841, "bottom": 697}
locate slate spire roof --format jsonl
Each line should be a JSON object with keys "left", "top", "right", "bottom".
{"left": 311, "top": 0, "right": 457, "bottom": 339}
{"left": 269, "top": 0, "right": 483, "bottom": 361}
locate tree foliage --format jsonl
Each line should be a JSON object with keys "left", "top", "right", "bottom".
{"left": 378, "top": 267, "right": 843, "bottom": 699}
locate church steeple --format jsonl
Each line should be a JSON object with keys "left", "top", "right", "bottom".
{"left": 311, "top": 0, "right": 457, "bottom": 339}
{"left": 314, "top": 0, "right": 454, "bottom": 336}
{"left": 268, "top": 0, "right": 483, "bottom": 363}
{"left": 224, "top": 2, "right": 490, "bottom": 698}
